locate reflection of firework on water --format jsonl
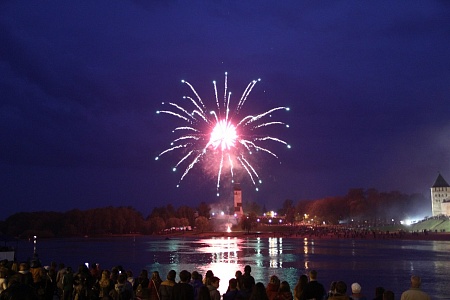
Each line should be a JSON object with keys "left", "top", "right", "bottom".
{"left": 156, "top": 72, "right": 290, "bottom": 196}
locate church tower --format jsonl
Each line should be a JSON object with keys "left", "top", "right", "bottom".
{"left": 233, "top": 183, "right": 244, "bottom": 217}
{"left": 431, "top": 173, "right": 450, "bottom": 216}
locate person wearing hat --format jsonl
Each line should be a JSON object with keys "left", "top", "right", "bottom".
{"left": 350, "top": 283, "right": 367, "bottom": 300}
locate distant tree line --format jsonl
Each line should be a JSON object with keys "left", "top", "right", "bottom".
{"left": 0, "top": 189, "right": 429, "bottom": 238}
{"left": 279, "top": 188, "right": 429, "bottom": 226}
{"left": 0, "top": 202, "right": 214, "bottom": 238}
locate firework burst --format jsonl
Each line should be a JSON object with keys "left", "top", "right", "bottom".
{"left": 155, "top": 72, "right": 290, "bottom": 196}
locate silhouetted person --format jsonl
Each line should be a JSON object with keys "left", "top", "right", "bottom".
{"left": 223, "top": 278, "right": 239, "bottom": 300}
{"left": 159, "top": 270, "right": 176, "bottom": 300}
{"left": 328, "top": 281, "right": 349, "bottom": 300}
{"left": 266, "top": 275, "right": 280, "bottom": 300}
{"left": 249, "top": 282, "right": 269, "bottom": 300}
{"left": 172, "top": 270, "right": 194, "bottom": 300}
{"left": 400, "top": 275, "right": 430, "bottom": 300}
{"left": 383, "top": 291, "right": 394, "bottom": 300}
{"left": 242, "top": 266, "right": 255, "bottom": 291}
{"left": 373, "top": 287, "right": 385, "bottom": 300}
{"left": 207, "top": 276, "right": 220, "bottom": 300}
{"left": 0, "top": 282, "right": 38, "bottom": 300}
{"left": 350, "top": 283, "right": 367, "bottom": 300}
{"left": 198, "top": 285, "right": 211, "bottom": 300}
{"left": 274, "top": 281, "right": 293, "bottom": 300}
{"left": 300, "top": 270, "right": 325, "bottom": 300}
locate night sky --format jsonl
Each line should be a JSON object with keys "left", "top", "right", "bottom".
{"left": 1, "top": 1, "right": 449, "bottom": 220}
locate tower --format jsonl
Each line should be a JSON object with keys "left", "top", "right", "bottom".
{"left": 233, "top": 183, "right": 244, "bottom": 217}
{"left": 431, "top": 173, "right": 450, "bottom": 216}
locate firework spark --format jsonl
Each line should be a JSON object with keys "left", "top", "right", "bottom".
{"left": 156, "top": 72, "right": 290, "bottom": 196}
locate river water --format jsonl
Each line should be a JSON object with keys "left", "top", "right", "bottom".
{"left": 15, "top": 236, "right": 450, "bottom": 299}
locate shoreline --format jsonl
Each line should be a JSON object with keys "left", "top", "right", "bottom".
{"left": 156, "top": 230, "right": 450, "bottom": 241}
{"left": 18, "top": 228, "right": 450, "bottom": 242}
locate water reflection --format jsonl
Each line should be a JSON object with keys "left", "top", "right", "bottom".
{"left": 303, "top": 238, "right": 310, "bottom": 270}
{"left": 191, "top": 237, "right": 286, "bottom": 293}
{"left": 20, "top": 236, "right": 450, "bottom": 299}
{"left": 196, "top": 237, "right": 244, "bottom": 294}
{"left": 268, "top": 237, "right": 283, "bottom": 268}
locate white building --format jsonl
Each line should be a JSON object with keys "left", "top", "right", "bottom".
{"left": 431, "top": 173, "right": 450, "bottom": 216}
{"left": 233, "top": 183, "right": 244, "bottom": 217}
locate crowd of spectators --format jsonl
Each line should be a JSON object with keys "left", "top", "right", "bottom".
{"left": 0, "top": 258, "right": 430, "bottom": 300}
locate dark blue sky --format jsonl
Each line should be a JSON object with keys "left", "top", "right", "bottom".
{"left": 1, "top": 1, "right": 449, "bottom": 220}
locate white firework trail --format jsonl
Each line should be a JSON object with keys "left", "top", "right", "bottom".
{"left": 155, "top": 72, "right": 290, "bottom": 196}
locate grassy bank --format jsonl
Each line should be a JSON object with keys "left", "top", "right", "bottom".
{"left": 408, "top": 218, "right": 450, "bottom": 232}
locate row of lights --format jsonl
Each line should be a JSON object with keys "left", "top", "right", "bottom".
{"left": 257, "top": 218, "right": 283, "bottom": 224}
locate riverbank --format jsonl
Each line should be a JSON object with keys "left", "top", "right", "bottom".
{"left": 159, "top": 229, "right": 450, "bottom": 241}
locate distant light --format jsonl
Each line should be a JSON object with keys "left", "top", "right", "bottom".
{"left": 155, "top": 157, "right": 159, "bottom": 160}
{"left": 400, "top": 220, "right": 408, "bottom": 225}
{"left": 172, "top": 168, "right": 176, "bottom": 172}
{"left": 269, "top": 219, "right": 272, "bottom": 223}
{"left": 221, "top": 211, "right": 224, "bottom": 216}
{"left": 279, "top": 219, "right": 282, "bottom": 223}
